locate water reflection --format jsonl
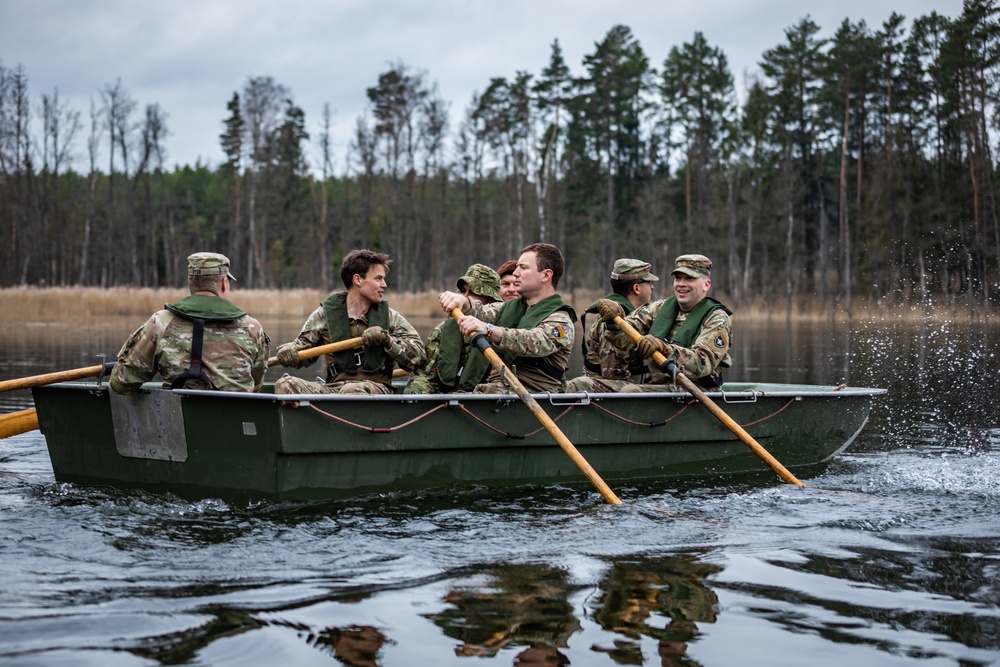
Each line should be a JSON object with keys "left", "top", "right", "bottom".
{"left": 425, "top": 555, "right": 722, "bottom": 666}
{"left": 588, "top": 554, "right": 720, "bottom": 666}
{"left": 428, "top": 563, "right": 582, "bottom": 658}
{"left": 310, "top": 625, "right": 391, "bottom": 667}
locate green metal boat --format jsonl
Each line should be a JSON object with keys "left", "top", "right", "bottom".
{"left": 31, "top": 381, "right": 885, "bottom": 501}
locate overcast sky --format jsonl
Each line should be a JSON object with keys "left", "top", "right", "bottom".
{"left": 2, "top": 0, "right": 963, "bottom": 173}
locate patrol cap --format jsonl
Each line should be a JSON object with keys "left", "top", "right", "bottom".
{"left": 610, "top": 258, "right": 658, "bottom": 282}
{"left": 496, "top": 260, "right": 518, "bottom": 278}
{"left": 671, "top": 254, "right": 712, "bottom": 278}
{"left": 188, "top": 252, "right": 236, "bottom": 281}
{"left": 457, "top": 263, "right": 502, "bottom": 302}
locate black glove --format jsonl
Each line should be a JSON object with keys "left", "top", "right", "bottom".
{"left": 636, "top": 334, "right": 671, "bottom": 359}
{"left": 596, "top": 299, "right": 626, "bottom": 323}
{"left": 362, "top": 326, "right": 391, "bottom": 348}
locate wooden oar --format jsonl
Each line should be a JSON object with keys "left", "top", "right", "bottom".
{"left": 612, "top": 314, "right": 804, "bottom": 487}
{"left": 453, "top": 307, "right": 622, "bottom": 504}
{"left": 0, "top": 362, "right": 115, "bottom": 394}
{"left": 267, "top": 337, "right": 365, "bottom": 367}
{"left": 0, "top": 339, "right": 404, "bottom": 440}
{"left": 267, "top": 337, "right": 407, "bottom": 378}
{"left": 0, "top": 408, "right": 39, "bottom": 440}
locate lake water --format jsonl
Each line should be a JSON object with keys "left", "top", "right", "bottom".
{"left": 1, "top": 315, "right": 999, "bottom": 666}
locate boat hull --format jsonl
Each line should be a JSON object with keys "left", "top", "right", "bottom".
{"left": 32, "top": 382, "right": 885, "bottom": 501}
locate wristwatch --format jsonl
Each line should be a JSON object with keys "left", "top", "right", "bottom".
{"left": 486, "top": 323, "right": 495, "bottom": 338}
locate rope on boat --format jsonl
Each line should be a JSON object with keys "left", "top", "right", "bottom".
{"left": 300, "top": 394, "right": 796, "bottom": 438}
{"left": 305, "top": 401, "right": 450, "bottom": 432}
{"left": 454, "top": 404, "right": 575, "bottom": 440}
{"left": 588, "top": 399, "right": 695, "bottom": 427}
{"left": 738, "top": 398, "right": 795, "bottom": 428}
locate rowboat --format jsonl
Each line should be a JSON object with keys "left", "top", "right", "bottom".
{"left": 29, "top": 380, "right": 886, "bottom": 502}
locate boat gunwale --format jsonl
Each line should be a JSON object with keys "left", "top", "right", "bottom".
{"left": 35, "top": 381, "right": 887, "bottom": 403}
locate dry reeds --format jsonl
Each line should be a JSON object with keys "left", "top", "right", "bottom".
{"left": 0, "top": 286, "right": 993, "bottom": 326}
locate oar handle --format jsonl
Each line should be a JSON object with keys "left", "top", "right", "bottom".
{"left": 267, "top": 336, "right": 365, "bottom": 367}
{"left": 0, "top": 361, "right": 116, "bottom": 393}
{"left": 613, "top": 314, "right": 804, "bottom": 487}
{"left": 454, "top": 307, "right": 623, "bottom": 504}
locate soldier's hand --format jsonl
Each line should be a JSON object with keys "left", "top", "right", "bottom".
{"left": 362, "top": 326, "right": 392, "bottom": 348}
{"left": 276, "top": 343, "right": 301, "bottom": 367}
{"left": 636, "top": 334, "right": 671, "bottom": 359}
{"left": 596, "top": 298, "right": 626, "bottom": 323}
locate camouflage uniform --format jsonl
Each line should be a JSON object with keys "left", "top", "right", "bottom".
{"left": 607, "top": 254, "right": 732, "bottom": 392}
{"left": 466, "top": 296, "right": 576, "bottom": 394}
{"left": 274, "top": 300, "right": 425, "bottom": 395}
{"left": 567, "top": 258, "right": 657, "bottom": 393}
{"left": 110, "top": 252, "right": 269, "bottom": 393}
{"left": 404, "top": 264, "right": 502, "bottom": 394}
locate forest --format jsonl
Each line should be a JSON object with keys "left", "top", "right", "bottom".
{"left": 1, "top": 3, "right": 999, "bottom": 317}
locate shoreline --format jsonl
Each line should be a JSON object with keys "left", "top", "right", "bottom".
{"left": 0, "top": 285, "right": 995, "bottom": 325}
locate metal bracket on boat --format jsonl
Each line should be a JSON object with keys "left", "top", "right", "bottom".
{"left": 548, "top": 392, "right": 590, "bottom": 406}
{"left": 720, "top": 388, "right": 758, "bottom": 404}
{"left": 94, "top": 355, "right": 115, "bottom": 387}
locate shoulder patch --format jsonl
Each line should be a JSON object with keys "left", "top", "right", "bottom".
{"left": 715, "top": 333, "right": 728, "bottom": 348}
{"left": 550, "top": 325, "right": 568, "bottom": 338}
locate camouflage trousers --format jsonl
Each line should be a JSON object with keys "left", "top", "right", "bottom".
{"left": 619, "top": 382, "right": 681, "bottom": 393}
{"left": 274, "top": 375, "right": 394, "bottom": 395}
{"left": 402, "top": 371, "right": 444, "bottom": 395}
{"left": 565, "top": 375, "right": 632, "bottom": 393}
{"left": 472, "top": 380, "right": 568, "bottom": 395}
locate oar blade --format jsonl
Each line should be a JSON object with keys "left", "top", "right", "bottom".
{"left": 0, "top": 408, "right": 39, "bottom": 439}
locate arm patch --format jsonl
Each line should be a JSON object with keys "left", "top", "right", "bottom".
{"left": 550, "top": 325, "right": 568, "bottom": 338}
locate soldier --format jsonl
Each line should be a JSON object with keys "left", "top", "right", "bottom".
{"left": 496, "top": 259, "right": 519, "bottom": 302}
{"left": 566, "top": 258, "right": 657, "bottom": 393}
{"left": 597, "top": 254, "right": 732, "bottom": 392}
{"left": 109, "top": 252, "right": 269, "bottom": 394}
{"left": 273, "top": 249, "right": 425, "bottom": 395}
{"left": 403, "top": 264, "right": 502, "bottom": 394}
{"left": 439, "top": 243, "right": 576, "bottom": 394}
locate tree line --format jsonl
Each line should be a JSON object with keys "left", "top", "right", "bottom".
{"left": 1, "top": 3, "right": 998, "bottom": 316}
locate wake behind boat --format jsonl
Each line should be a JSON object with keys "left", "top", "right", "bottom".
{"left": 31, "top": 380, "right": 886, "bottom": 502}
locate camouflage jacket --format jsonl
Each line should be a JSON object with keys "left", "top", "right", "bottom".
{"left": 607, "top": 299, "right": 732, "bottom": 385}
{"left": 281, "top": 302, "right": 425, "bottom": 373}
{"left": 468, "top": 297, "right": 575, "bottom": 393}
{"left": 110, "top": 308, "right": 269, "bottom": 393}
{"left": 580, "top": 296, "right": 645, "bottom": 381}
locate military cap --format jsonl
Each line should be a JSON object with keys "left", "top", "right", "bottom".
{"left": 610, "top": 258, "right": 658, "bottom": 282}
{"left": 497, "top": 260, "right": 518, "bottom": 278}
{"left": 672, "top": 254, "right": 712, "bottom": 278}
{"left": 188, "top": 252, "right": 236, "bottom": 281}
{"left": 457, "top": 263, "right": 502, "bottom": 302}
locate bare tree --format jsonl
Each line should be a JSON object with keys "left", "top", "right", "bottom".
{"left": 40, "top": 88, "right": 81, "bottom": 284}
{"left": 241, "top": 75, "right": 288, "bottom": 287}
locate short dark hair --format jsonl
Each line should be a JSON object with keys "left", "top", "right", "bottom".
{"left": 521, "top": 242, "right": 564, "bottom": 289}
{"left": 340, "top": 249, "right": 391, "bottom": 288}
{"left": 610, "top": 278, "right": 641, "bottom": 297}
{"left": 188, "top": 273, "right": 224, "bottom": 295}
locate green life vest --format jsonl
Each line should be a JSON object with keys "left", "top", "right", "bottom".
{"left": 322, "top": 293, "right": 393, "bottom": 383}
{"left": 165, "top": 294, "right": 245, "bottom": 321}
{"left": 647, "top": 296, "right": 732, "bottom": 347}
{"left": 461, "top": 294, "right": 577, "bottom": 387}
{"left": 164, "top": 295, "right": 246, "bottom": 390}
{"left": 430, "top": 318, "right": 481, "bottom": 391}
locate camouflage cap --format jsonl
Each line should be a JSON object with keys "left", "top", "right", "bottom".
{"left": 610, "top": 258, "right": 658, "bottom": 282}
{"left": 672, "top": 254, "right": 712, "bottom": 278}
{"left": 457, "top": 263, "right": 502, "bottom": 301}
{"left": 188, "top": 252, "right": 236, "bottom": 281}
